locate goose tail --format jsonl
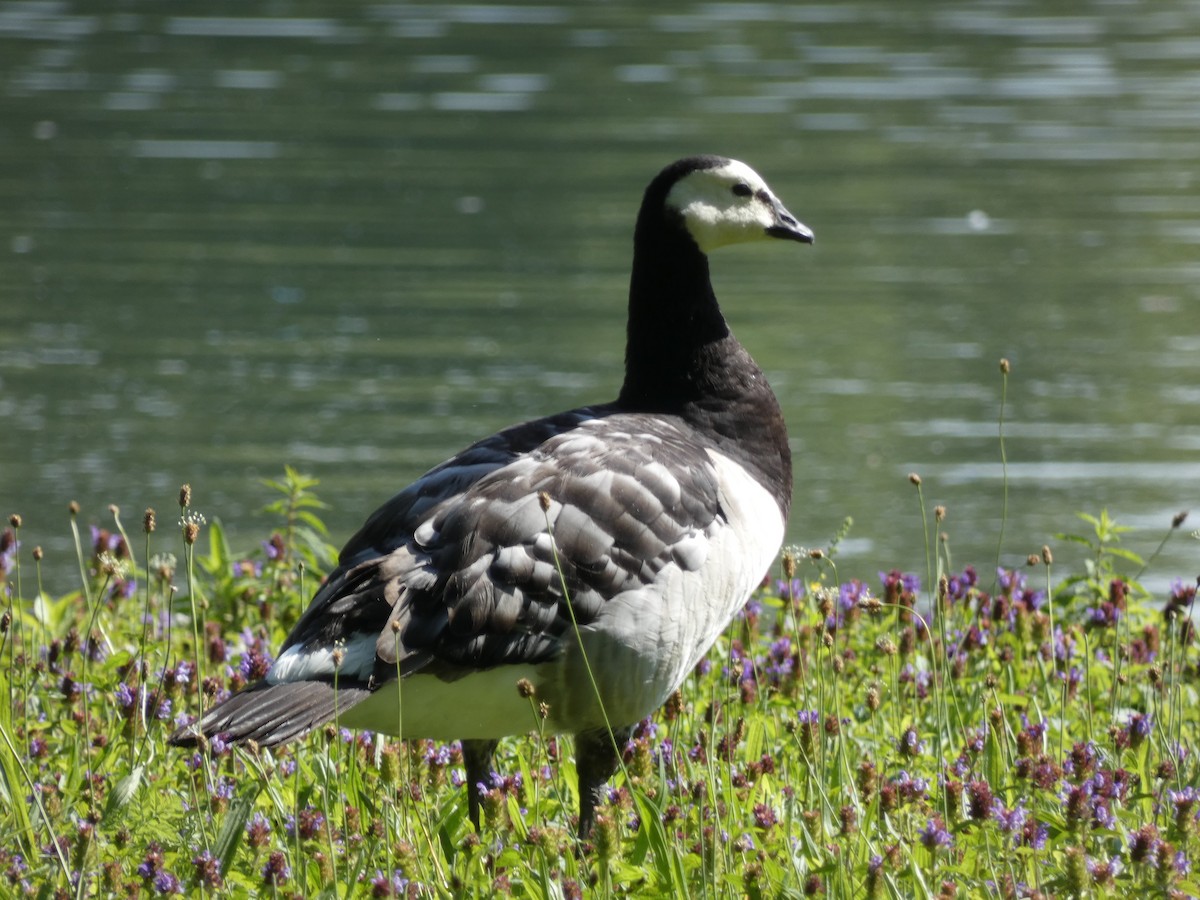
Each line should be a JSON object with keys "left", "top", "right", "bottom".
{"left": 168, "top": 680, "right": 371, "bottom": 748}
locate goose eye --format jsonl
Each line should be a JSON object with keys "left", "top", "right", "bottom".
{"left": 731, "top": 182, "right": 753, "bottom": 198}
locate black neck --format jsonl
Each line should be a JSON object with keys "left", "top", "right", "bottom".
{"left": 615, "top": 214, "right": 793, "bottom": 516}
{"left": 618, "top": 219, "right": 729, "bottom": 409}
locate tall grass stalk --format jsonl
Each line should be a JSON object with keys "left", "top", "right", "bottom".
{"left": 538, "top": 498, "right": 635, "bottom": 820}
{"left": 994, "top": 358, "right": 1011, "bottom": 590}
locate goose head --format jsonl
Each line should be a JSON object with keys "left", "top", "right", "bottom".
{"left": 655, "top": 156, "right": 814, "bottom": 253}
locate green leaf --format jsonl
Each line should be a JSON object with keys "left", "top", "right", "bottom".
{"left": 0, "top": 671, "right": 37, "bottom": 859}
{"left": 295, "top": 510, "right": 331, "bottom": 535}
{"left": 1103, "top": 546, "right": 1145, "bottom": 566}
{"left": 632, "top": 788, "right": 689, "bottom": 895}
{"left": 1052, "top": 533, "right": 1094, "bottom": 548}
{"left": 104, "top": 764, "right": 144, "bottom": 819}
{"left": 201, "top": 518, "right": 233, "bottom": 578}
{"left": 216, "top": 786, "right": 262, "bottom": 875}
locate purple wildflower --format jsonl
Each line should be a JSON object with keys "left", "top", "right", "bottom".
{"left": 775, "top": 577, "right": 805, "bottom": 599}
{"left": 893, "top": 771, "right": 930, "bottom": 803}
{"left": 262, "top": 851, "right": 290, "bottom": 887}
{"left": 753, "top": 803, "right": 777, "bottom": 830}
{"left": 192, "top": 851, "right": 222, "bottom": 889}
{"left": 245, "top": 812, "right": 272, "bottom": 850}
{"left": 918, "top": 817, "right": 953, "bottom": 852}
{"left": 992, "top": 801, "right": 1027, "bottom": 834}
{"left": 137, "top": 843, "right": 165, "bottom": 881}
{"left": 0, "top": 529, "right": 18, "bottom": 576}
{"left": 897, "top": 727, "right": 925, "bottom": 758}
{"left": 238, "top": 647, "right": 273, "bottom": 681}
{"left": 287, "top": 806, "right": 326, "bottom": 841}
{"left": 370, "top": 869, "right": 410, "bottom": 897}
{"left": 115, "top": 682, "right": 135, "bottom": 712}
{"left": 1128, "top": 712, "right": 1153, "bottom": 747}
{"left": 1129, "top": 823, "right": 1160, "bottom": 864}
{"left": 946, "top": 566, "right": 977, "bottom": 602}
{"left": 840, "top": 579, "right": 868, "bottom": 610}
{"left": 1020, "top": 818, "right": 1048, "bottom": 850}
{"left": 424, "top": 742, "right": 454, "bottom": 767}
{"left": 152, "top": 870, "right": 180, "bottom": 894}
{"left": 1086, "top": 603, "right": 1120, "bottom": 629}
{"left": 211, "top": 777, "right": 236, "bottom": 804}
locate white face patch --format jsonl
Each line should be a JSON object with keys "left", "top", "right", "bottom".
{"left": 666, "top": 160, "right": 796, "bottom": 253}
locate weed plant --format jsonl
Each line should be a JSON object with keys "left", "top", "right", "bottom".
{"left": 2, "top": 471, "right": 1198, "bottom": 896}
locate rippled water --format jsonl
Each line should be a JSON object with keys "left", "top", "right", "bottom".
{"left": 2, "top": 1, "right": 1197, "bottom": 592}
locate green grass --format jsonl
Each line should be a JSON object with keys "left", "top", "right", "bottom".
{"left": 0, "top": 466, "right": 1197, "bottom": 898}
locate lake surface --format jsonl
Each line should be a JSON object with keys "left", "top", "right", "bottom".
{"left": 2, "top": 1, "right": 1198, "bottom": 594}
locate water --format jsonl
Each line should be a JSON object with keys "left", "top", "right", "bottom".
{"left": 1, "top": 1, "right": 1197, "bottom": 595}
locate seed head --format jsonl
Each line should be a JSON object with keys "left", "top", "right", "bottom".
{"left": 665, "top": 689, "right": 683, "bottom": 720}
{"left": 97, "top": 552, "right": 124, "bottom": 577}
{"left": 934, "top": 505, "right": 945, "bottom": 522}
{"left": 908, "top": 473, "right": 921, "bottom": 486}
{"left": 999, "top": 358, "right": 1011, "bottom": 375}
{"left": 866, "top": 683, "right": 881, "bottom": 712}
{"left": 179, "top": 484, "right": 192, "bottom": 508}
{"left": 1026, "top": 554, "right": 1040, "bottom": 567}
{"left": 69, "top": 501, "right": 80, "bottom": 517}
{"left": 1172, "top": 511, "right": 1188, "bottom": 529}
{"left": 8, "top": 514, "right": 21, "bottom": 528}
{"left": 516, "top": 678, "right": 535, "bottom": 698}
{"left": 143, "top": 508, "right": 156, "bottom": 534}
{"left": 857, "top": 760, "right": 877, "bottom": 800}
{"left": 33, "top": 546, "right": 43, "bottom": 561}
{"left": 838, "top": 805, "right": 857, "bottom": 836}
{"left": 808, "top": 548, "right": 825, "bottom": 560}
{"left": 537, "top": 490, "right": 551, "bottom": 512}
{"left": 1041, "top": 545, "right": 1053, "bottom": 565}
{"left": 781, "top": 551, "right": 796, "bottom": 580}
{"left": 179, "top": 510, "right": 206, "bottom": 545}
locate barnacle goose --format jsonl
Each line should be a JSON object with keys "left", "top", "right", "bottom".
{"left": 170, "top": 155, "right": 814, "bottom": 837}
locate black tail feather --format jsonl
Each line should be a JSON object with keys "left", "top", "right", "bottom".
{"left": 168, "top": 680, "right": 371, "bottom": 748}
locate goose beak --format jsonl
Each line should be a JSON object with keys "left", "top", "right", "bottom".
{"left": 765, "top": 197, "right": 814, "bottom": 244}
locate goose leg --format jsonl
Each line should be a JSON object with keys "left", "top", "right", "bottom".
{"left": 461, "top": 738, "right": 499, "bottom": 831}
{"left": 575, "top": 725, "right": 633, "bottom": 839}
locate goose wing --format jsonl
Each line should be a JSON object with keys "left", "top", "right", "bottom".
{"left": 267, "top": 409, "right": 728, "bottom": 689}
